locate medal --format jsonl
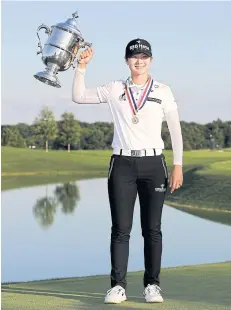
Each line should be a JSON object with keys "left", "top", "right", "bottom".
{"left": 126, "top": 77, "right": 153, "bottom": 124}
{"left": 132, "top": 115, "right": 139, "bottom": 124}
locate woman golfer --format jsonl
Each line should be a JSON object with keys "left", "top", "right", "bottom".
{"left": 72, "top": 38, "right": 183, "bottom": 304}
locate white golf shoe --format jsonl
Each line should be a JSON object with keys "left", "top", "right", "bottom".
{"left": 104, "top": 285, "right": 127, "bottom": 304}
{"left": 143, "top": 284, "right": 163, "bottom": 303}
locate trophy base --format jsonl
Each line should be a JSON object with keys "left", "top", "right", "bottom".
{"left": 34, "top": 71, "right": 61, "bottom": 88}
{"left": 34, "top": 64, "right": 61, "bottom": 88}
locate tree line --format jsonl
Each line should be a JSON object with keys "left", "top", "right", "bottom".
{"left": 1, "top": 106, "right": 231, "bottom": 151}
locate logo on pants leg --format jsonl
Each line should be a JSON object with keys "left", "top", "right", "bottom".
{"left": 155, "top": 184, "right": 166, "bottom": 192}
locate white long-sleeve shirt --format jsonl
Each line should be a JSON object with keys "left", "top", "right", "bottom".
{"left": 72, "top": 68, "right": 183, "bottom": 165}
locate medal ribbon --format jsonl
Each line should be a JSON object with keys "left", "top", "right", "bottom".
{"left": 125, "top": 77, "right": 153, "bottom": 116}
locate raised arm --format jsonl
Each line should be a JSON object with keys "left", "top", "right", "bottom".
{"left": 72, "top": 67, "right": 102, "bottom": 104}
{"left": 72, "top": 46, "right": 114, "bottom": 104}
{"left": 71, "top": 47, "right": 102, "bottom": 104}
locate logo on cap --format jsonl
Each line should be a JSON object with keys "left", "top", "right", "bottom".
{"left": 126, "top": 38, "right": 152, "bottom": 58}
{"left": 129, "top": 44, "right": 150, "bottom": 51}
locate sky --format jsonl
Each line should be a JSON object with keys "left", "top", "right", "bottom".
{"left": 1, "top": 1, "right": 231, "bottom": 125}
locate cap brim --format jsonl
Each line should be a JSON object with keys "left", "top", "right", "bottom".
{"left": 127, "top": 50, "right": 152, "bottom": 58}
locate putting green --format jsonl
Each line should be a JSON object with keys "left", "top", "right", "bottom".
{"left": 2, "top": 261, "right": 231, "bottom": 309}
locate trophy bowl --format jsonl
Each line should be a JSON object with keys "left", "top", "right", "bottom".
{"left": 34, "top": 12, "right": 91, "bottom": 88}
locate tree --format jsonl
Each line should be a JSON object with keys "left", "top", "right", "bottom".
{"left": 224, "top": 123, "right": 231, "bottom": 147}
{"left": 206, "top": 119, "right": 226, "bottom": 149}
{"left": 16, "top": 123, "right": 31, "bottom": 140}
{"left": 93, "top": 122, "right": 113, "bottom": 148}
{"left": 2, "top": 118, "right": 231, "bottom": 151}
{"left": 33, "top": 106, "right": 58, "bottom": 152}
{"left": 1, "top": 126, "right": 26, "bottom": 148}
{"left": 180, "top": 122, "right": 207, "bottom": 150}
{"left": 80, "top": 127, "right": 105, "bottom": 149}
{"left": 59, "top": 112, "right": 81, "bottom": 152}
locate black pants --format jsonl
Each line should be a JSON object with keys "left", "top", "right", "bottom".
{"left": 107, "top": 153, "right": 168, "bottom": 289}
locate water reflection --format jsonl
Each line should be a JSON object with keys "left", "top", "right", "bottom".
{"left": 33, "top": 183, "right": 80, "bottom": 228}
{"left": 33, "top": 196, "right": 57, "bottom": 228}
{"left": 55, "top": 183, "right": 80, "bottom": 214}
{"left": 1, "top": 178, "right": 231, "bottom": 283}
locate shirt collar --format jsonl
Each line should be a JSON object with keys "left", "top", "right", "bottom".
{"left": 125, "top": 76, "right": 158, "bottom": 91}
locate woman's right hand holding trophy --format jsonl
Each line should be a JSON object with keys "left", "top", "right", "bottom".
{"left": 73, "top": 46, "right": 94, "bottom": 69}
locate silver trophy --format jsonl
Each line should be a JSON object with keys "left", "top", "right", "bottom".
{"left": 34, "top": 11, "right": 91, "bottom": 88}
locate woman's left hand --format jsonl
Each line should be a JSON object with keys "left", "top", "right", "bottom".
{"left": 169, "top": 165, "right": 183, "bottom": 193}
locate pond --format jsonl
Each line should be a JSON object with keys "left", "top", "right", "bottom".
{"left": 2, "top": 178, "right": 231, "bottom": 283}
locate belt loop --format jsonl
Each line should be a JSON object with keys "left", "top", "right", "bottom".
{"left": 120, "top": 149, "right": 122, "bottom": 155}
{"left": 153, "top": 148, "right": 156, "bottom": 156}
{"left": 145, "top": 149, "right": 147, "bottom": 156}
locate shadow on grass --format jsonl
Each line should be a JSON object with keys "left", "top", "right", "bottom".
{"left": 2, "top": 287, "right": 145, "bottom": 310}
{"left": 2, "top": 272, "right": 231, "bottom": 310}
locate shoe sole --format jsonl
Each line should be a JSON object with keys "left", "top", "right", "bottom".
{"left": 104, "top": 297, "right": 127, "bottom": 304}
{"left": 146, "top": 298, "right": 164, "bottom": 303}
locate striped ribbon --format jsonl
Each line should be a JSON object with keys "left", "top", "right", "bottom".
{"left": 125, "top": 77, "right": 153, "bottom": 115}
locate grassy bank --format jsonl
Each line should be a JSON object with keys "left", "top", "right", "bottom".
{"left": 2, "top": 261, "right": 231, "bottom": 309}
{"left": 166, "top": 165, "right": 231, "bottom": 211}
{"left": 2, "top": 147, "right": 231, "bottom": 178}
{"left": 2, "top": 147, "right": 231, "bottom": 213}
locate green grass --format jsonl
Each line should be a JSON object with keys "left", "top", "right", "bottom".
{"left": 198, "top": 160, "right": 231, "bottom": 176}
{"left": 2, "top": 147, "right": 231, "bottom": 178}
{"left": 165, "top": 166, "right": 231, "bottom": 211}
{"left": 1, "top": 147, "right": 112, "bottom": 176}
{"left": 2, "top": 262, "right": 231, "bottom": 309}
{"left": 1, "top": 173, "right": 105, "bottom": 192}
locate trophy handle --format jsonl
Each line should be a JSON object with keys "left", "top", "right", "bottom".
{"left": 71, "top": 41, "right": 92, "bottom": 69}
{"left": 36, "top": 24, "right": 51, "bottom": 55}
{"left": 82, "top": 42, "right": 92, "bottom": 48}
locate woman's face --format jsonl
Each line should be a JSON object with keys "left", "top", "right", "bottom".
{"left": 126, "top": 54, "right": 152, "bottom": 76}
